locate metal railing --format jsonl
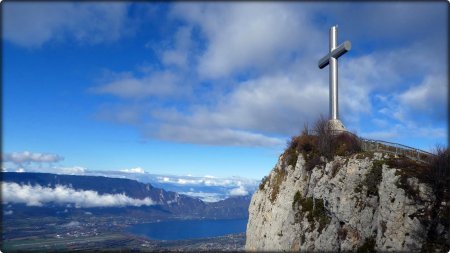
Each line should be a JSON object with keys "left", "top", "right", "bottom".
{"left": 310, "top": 129, "right": 435, "bottom": 163}
{"left": 359, "top": 138, "right": 434, "bottom": 163}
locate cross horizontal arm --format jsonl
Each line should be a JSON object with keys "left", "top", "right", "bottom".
{"left": 318, "top": 40, "right": 352, "bottom": 69}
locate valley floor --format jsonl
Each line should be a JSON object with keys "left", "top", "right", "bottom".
{"left": 1, "top": 216, "right": 246, "bottom": 252}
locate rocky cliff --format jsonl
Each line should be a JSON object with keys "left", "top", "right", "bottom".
{"left": 246, "top": 146, "right": 449, "bottom": 252}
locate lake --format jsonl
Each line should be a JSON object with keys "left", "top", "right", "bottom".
{"left": 126, "top": 218, "right": 248, "bottom": 241}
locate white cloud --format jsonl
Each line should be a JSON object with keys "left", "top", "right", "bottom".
{"left": 398, "top": 75, "right": 447, "bottom": 120}
{"left": 120, "top": 167, "right": 145, "bottom": 174}
{"left": 154, "top": 174, "right": 258, "bottom": 189}
{"left": 171, "top": 3, "right": 319, "bottom": 79}
{"left": 316, "top": 2, "right": 446, "bottom": 45}
{"left": 3, "top": 2, "right": 131, "bottom": 48}
{"left": 179, "top": 191, "right": 223, "bottom": 202}
{"left": 153, "top": 124, "right": 284, "bottom": 147}
{"left": 91, "top": 71, "right": 185, "bottom": 99}
{"left": 139, "top": 70, "right": 328, "bottom": 147}
{"left": 90, "top": 2, "right": 446, "bottom": 149}
{"left": 160, "top": 26, "right": 193, "bottom": 68}
{"left": 176, "top": 178, "right": 201, "bottom": 185}
{"left": 229, "top": 185, "right": 248, "bottom": 196}
{"left": 58, "top": 166, "right": 86, "bottom": 175}
{"left": 4, "top": 163, "right": 87, "bottom": 176}
{"left": 3, "top": 151, "right": 64, "bottom": 164}
{"left": 2, "top": 182, "right": 154, "bottom": 208}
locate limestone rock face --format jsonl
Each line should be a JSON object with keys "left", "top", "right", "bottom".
{"left": 245, "top": 152, "right": 447, "bottom": 252}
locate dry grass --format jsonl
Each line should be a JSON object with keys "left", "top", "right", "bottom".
{"left": 284, "top": 116, "right": 362, "bottom": 171}
{"left": 270, "top": 168, "right": 286, "bottom": 203}
{"left": 333, "top": 132, "right": 362, "bottom": 156}
{"left": 259, "top": 175, "right": 270, "bottom": 191}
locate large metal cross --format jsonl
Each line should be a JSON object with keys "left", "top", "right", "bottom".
{"left": 318, "top": 25, "right": 351, "bottom": 124}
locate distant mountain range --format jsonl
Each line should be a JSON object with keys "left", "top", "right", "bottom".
{"left": 2, "top": 172, "right": 251, "bottom": 220}
{"left": 82, "top": 170, "right": 259, "bottom": 202}
{"left": 2, "top": 168, "right": 260, "bottom": 202}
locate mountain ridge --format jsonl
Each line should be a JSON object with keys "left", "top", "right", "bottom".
{"left": 2, "top": 172, "right": 250, "bottom": 220}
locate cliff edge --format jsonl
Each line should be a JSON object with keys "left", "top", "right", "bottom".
{"left": 246, "top": 132, "right": 449, "bottom": 252}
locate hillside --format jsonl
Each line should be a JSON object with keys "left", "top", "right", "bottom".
{"left": 245, "top": 131, "right": 449, "bottom": 252}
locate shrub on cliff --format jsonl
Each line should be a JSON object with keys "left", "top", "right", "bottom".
{"left": 285, "top": 124, "right": 318, "bottom": 167}
{"left": 422, "top": 145, "right": 450, "bottom": 252}
{"left": 283, "top": 117, "right": 362, "bottom": 169}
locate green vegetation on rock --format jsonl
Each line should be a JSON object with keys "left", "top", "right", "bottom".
{"left": 259, "top": 175, "right": 270, "bottom": 191}
{"left": 292, "top": 191, "right": 331, "bottom": 233}
{"left": 269, "top": 168, "right": 286, "bottom": 203}
{"left": 362, "top": 160, "right": 384, "bottom": 197}
{"left": 357, "top": 236, "right": 376, "bottom": 253}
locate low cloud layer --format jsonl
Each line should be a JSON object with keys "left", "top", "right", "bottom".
{"left": 3, "top": 151, "right": 64, "bottom": 164}
{"left": 155, "top": 174, "right": 257, "bottom": 188}
{"left": 120, "top": 167, "right": 145, "bottom": 174}
{"left": 229, "top": 185, "right": 249, "bottom": 196}
{"left": 179, "top": 191, "right": 223, "bottom": 203}
{"left": 2, "top": 182, "right": 154, "bottom": 208}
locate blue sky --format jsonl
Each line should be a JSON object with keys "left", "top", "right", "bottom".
{"left": 2, "top": 2, "right": 448, "bottom": 180}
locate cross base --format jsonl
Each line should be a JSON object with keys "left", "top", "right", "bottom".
{"left": 327, "top": 119, "right": 346, "bottom": 133}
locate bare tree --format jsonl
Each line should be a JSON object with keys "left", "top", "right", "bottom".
{"left": 423, "top": 145, "right": 450, "bottom": 250}
{"left": 314, "top": 115, "right": 333, "bottom": 159}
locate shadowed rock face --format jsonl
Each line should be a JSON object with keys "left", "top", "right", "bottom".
{"left": 246, "top": 152, "right": 448, "bottom": 252}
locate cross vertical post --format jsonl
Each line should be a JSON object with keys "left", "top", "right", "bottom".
{"left": 318, "top": 25, "right": 351, "bottom": 131}
{"left": 329, "top": 26, "right": 338, "bottom": 120}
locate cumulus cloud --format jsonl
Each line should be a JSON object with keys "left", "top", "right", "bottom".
{"left": 152, "top": 125, "right": 284, "bottom": 147}
{"left": 171, "top": 3, "right": 319, "bottom": 79}
{"left": 2, "top": 182, "right": 154, "bottom": 208}
{"left": 398, "top": 75, "right": 447, "bottom": 121}
{"left": 3, "top": 2, "right": 131, "bottom": 48}
{"left": 160, "top": 25, "right": 193, "bottom": 68}
{"left": 120, "top": 167, "right": 145, "bottom": 174}
{"left": 136, "top": 69, "right": 328, "bottom": 147}
{"left": 229, "top": 185, "right": 248, "bottom": 196}
{"left": 91, "top": 70, "right": 187, "bottom": 99}
{"left": 3, "top": 151, "right": 64, "bottom": 164}
{"left": 91, "top": 2, "right": 446, "bottom": 149}
{"left": 1, "top": 155, "right": 88, "bottom": 177}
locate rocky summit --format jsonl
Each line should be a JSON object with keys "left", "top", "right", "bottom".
{"left": 246, "top": 143, "right": 449, "bottom": 252}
